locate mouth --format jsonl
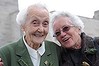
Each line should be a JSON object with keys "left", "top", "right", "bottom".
{"left": 34, "top": 32, "right": 44, "bottom": 37}
{"left": 62, "top": 36, "right": 70, "bottom": 42}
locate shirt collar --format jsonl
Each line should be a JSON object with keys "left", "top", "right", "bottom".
{"left": 23, "top": 35, "right": 45, "bottom": 56}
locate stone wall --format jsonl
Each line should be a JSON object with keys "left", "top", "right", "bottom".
{"left": 0, "top": 0, "right": 21, "bottom": 46}
{"left": 93, "top": 10, "right": 99, "bottom": 20}
{"left": 80, "top": 16, "right": 99, "bottom": 37}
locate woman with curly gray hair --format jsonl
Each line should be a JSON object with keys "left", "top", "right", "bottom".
{"left": 50, "top": 11, "right": 99, "bottom": 66}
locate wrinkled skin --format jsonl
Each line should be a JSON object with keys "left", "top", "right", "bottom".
{"left": 53, "top": 16, "right": 81, "bottom": 49}
{"left": 21, "top": 6, "right": 49, "bottom": 50}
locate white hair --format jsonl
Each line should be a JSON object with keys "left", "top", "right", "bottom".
{"left": 50, "top": 11, "right": 84, "bottom": 37}
{"left": 16, "top": 3, "right": 48, "bottom": 26}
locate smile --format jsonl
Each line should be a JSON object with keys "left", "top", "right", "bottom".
{"left": 62, "top": 37, "right": 70, "bottom": 42}
{"left": 34, "top": 33, "right": 44, "bottom": 37}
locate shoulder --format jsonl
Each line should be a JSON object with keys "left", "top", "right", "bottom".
{"left": 44, "top": 40, "right": 61, "bottom": 51}
{"left": 94, "top": 37, "right": 99, "bottom": 44}
{"left": 0, "top": 38, "right": 23, "bottom": 53}
{"left": 45, "top": 40, "right": 61, "bottom": 56}
{"left": 0, "top": 42, "right": 19, "bottom": 66}
{"left": 0, "top": 42, "right": 17, "bottom": 53}
{"left": 0, "top": 42, "right": 17, "bottom": 62}
{"left": 0, "top": 38, "right": 23, "bottom": 51}
{"left": 45, "top": 40, "right": 60, "bottom": 47}
{"left": 45, "top": 40, "right": 56, "bottom": 44}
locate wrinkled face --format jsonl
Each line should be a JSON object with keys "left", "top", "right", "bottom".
{"left": 22, "top": 7, "right": 49, "bottom": 45}
{"left": 53, "top": 16, "right": 81, "bottom": 48}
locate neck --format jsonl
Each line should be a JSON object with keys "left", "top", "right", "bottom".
{"left": 28, "top": 42, "right": 41, "bottom": 50}
{"left": 73, "top": 43, "right": 81, "bottom": 49}
{"left": 72, "top": 37, "right": 81, "bottom": 49}
{"left": 25, "top": 36, "right": 41, "bottom": 50}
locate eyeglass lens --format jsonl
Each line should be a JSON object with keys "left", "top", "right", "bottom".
{"left": 54, "top": 26, "right": 71, "bottom": 37}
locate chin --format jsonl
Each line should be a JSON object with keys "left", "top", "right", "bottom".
{"left": 36, "top": 39, "right": 45, "bottom": 43}
{"left": 62, "top": 44, "right": 72, "bottom": 48}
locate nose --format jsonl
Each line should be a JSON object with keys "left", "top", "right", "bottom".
{"left": 60, "top": 30, "right": 66, "bottom": 37}
{"left": 38, "top": 25, "right": 44, "bottom": 32}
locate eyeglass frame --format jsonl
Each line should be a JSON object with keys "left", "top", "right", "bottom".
{"left": 53, "top": 25, "right": 76, "bottom": 37}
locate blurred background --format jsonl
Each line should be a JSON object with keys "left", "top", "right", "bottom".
{"left": 0, "top": 0, "right": 99, "bottom": 46}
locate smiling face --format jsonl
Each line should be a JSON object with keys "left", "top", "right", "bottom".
{"left": 53, "top": 16, "right": 81, "bottom": 49}
{"left": 21, "top": 6, "right": 49, "bottom": 48}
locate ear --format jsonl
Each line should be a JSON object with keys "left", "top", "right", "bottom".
{"left": 20, "top": 25, "right": 26, "bottom": 35}
{"left": 20, "top": 25, "right": 25, "bottom": 32}
{"left": 78, "top": 28, "right": 81, "bottom": 35}
{"left": 75, "top": 27, "right": 81, "bottom": 35}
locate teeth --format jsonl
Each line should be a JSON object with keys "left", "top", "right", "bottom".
{"left": 34, "top": 33, "right": 43, "bottom": 37}
{"left": 62, "top": 37, "right": 70, "bottom": 42}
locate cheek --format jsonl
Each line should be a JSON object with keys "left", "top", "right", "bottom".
{"left": 45, "top": 27, "right": 49, "bottom": 33}
{"left": 70, "top": 28, "right": 80, "bottom": 37}
{"left": 57, "top": 37, "right": 62, "bottom": 43}
{"left": 25, "top": 27, "right": 36, "bottom": 35}
{"left": 71, "top": 32, "right": 80, "bottom": 43}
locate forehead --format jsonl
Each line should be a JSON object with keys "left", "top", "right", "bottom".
{"left": 27, "top": 6, "right": 49, "bottom": 19}
{"left": 53, "top": 16, "right": 73, "bottom": 27}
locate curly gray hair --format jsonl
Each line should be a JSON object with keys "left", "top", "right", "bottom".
{"left": 49, "top": 11, "right": 84, "bottom": 37}
{"left": 16, "top": 3, "right": 48, "bottom": 26}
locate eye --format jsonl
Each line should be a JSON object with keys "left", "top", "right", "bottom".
{"left": 55, "top": 31, "right": 61, "bottom": 37}
{"left": 43, "top": 21, "right": 49, "bottom": 26}
{"left": 32, "top": 20, "right": 37, "bottom": 24}
{"left": 63, "top": 26, "right": 70, "bottom": 32}
{"left": 31, "top": 20, "right": 39, "bottom": 26}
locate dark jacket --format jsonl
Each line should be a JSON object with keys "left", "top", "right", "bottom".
{"left": 0, "top": 38, "right": 61, "bottom": 66}
{"left": 60, "top": 33, "right": 99, "bottom": 66}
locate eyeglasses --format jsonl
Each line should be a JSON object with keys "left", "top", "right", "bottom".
{"left": 53, "top": 25, "right": 75, "bottom": 37}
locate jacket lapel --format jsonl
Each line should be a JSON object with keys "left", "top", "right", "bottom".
{"left": 15, "top": 38, "right": 33, "bottom": 66}
{"left": 15, "top": 39, "right": 58, "bottom": 66}
{"left": 40, "top": 41, "right": 56, "bottom": 66}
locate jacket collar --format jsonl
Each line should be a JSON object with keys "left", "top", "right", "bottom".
{"left": 81, "top": 33, "right": 97, "bottom": 54}
{"left": 15, "top": 38, "right": 33, "bottom": 66}
{"left": 40, "top": 41, "right": 55, "bottom": 66}
{"left": 15, "top": 38, "right": 54, "bottom": 66}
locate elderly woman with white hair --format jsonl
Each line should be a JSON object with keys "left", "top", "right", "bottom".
{"left": 0, "top": 4, "right": 61, "bottom": 66}
{"left": 50, "top": 11, "right": 99, "bottom": 66}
